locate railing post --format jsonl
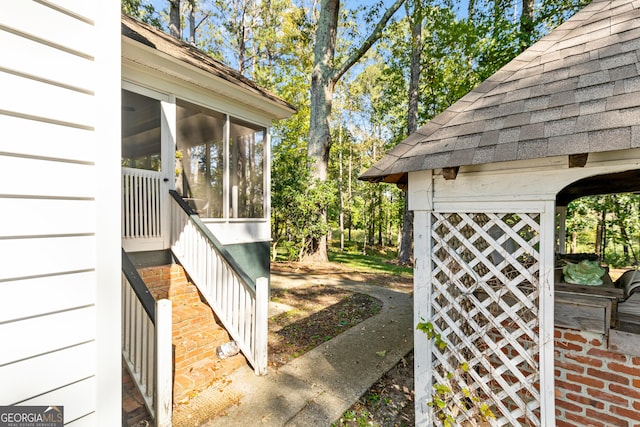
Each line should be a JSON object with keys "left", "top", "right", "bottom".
{"left": 254, "top": 277, "right": 269, "bottom": 375}
{"left": 155, "top": 299, "right": 172, "bottom": 427}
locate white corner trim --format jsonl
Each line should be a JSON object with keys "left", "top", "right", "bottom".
{"left": 408, "top": 169, "right": 433, "bottom": 212}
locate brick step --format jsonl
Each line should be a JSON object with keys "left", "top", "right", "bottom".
{"left": 172, "top": 301, "right": 225, "bottom": 339}
{"left": 173, "top": 326, "right": 231, "bottom": 373}
{"left": 173, "top": 353, "right": 248, "bottom": 403}
{"left": 138, "top": 265, "right": 201, "bottom": 305}
{"left": 135, "top": 263, "right": 249, "bottom": 404}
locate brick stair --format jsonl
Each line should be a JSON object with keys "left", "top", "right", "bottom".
{"left": 138, "top": 264, "right": 248, "bottom": 403}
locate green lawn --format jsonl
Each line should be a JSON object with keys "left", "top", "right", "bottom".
{"left": 328, "top": 242, "right": 412, "bottom": 277}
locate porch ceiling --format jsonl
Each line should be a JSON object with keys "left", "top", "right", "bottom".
{"left": 556, "top": 169, "right": 640, "bottom": 206}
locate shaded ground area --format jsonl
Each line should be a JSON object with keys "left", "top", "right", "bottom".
{"left": 269, "top": 262, "right": 416, "bottom": 426}
{"left": 333, "top": 351, "right": 415, "bottom": 427}
{"left": 271, "top": 261, "right": 413, "bottom": 293}
{"left": 126, "top": 260, "right": 414, "bottom": 426}
{"left": 269, "top": 285, "right": 383, "bottom": 368}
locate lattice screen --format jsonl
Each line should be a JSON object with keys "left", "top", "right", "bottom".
{"left": 428, "top": 212, "right": 541, "bottom": 426}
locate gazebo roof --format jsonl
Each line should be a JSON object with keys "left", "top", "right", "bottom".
{"left": 361, "top": 0, "right": 640, "bottom": 185}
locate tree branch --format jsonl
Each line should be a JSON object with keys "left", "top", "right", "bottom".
{"left": 332, "top": 0, "right": 405, "bottom": 83}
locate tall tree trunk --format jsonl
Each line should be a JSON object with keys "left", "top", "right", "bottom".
{"left": 188, "top": 0, "right": 196, "bottom": 45}
{"left": 237, "top": 0, "right": 248, "bottom": 75}
{"left": 519, "top": 0, "right": 535, "bottom": 51}
{"left": 338, "top": 130, "right": 345, "bottom": 251}
{"left": 302, "top": 0, "right": 339, "bottom": 262}
{"left": 169, "top": 0, "right": 181, "bottom": 39}
{"left": 305, "top": 0, "right": 405, "bottom": 262}
{"left": 398, "top": 0, "right": 422, "bottom": 266}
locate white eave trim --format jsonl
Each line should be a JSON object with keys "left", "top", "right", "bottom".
{"left": 121, "top": 36, "right": 295, "bottom": 120}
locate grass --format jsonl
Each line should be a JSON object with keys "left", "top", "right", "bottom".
{"left": 328, "top": 240, "right": 413, "bottom": 277}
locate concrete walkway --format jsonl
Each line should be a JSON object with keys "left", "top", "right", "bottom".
{"left": 202, "top": 271, "right": 414, "bottom": 427}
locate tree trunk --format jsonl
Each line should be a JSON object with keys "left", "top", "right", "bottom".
{"left": 305, "top": 0, "right": 405, "bottom": 262}
{"left": 169, "top": 0, "right": 181, "bottom": 39}
{"left": 398, "top": 0, "right": 422, "bottom": 266}
{"left": 302, "top": 0, "right": 339, "bottom": 263}
{"left": 339, "top": 132, "right": 345, "bottom": 251}
{"left": 519, "top": 0, "right": 535, "bottom": 51}
{"left": 308, "top": 0, "right": 339, "bottom": 183}
{"left": 188, "top": 0, "right": 196, "bottom": 45}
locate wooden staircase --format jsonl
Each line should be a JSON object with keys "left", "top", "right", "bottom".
{"left": 138, "top": 264, "right": 248, "bottom": 403}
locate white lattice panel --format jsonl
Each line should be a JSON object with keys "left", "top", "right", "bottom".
{"left": 428, "top": 212, "right": 541, "bottom": 426}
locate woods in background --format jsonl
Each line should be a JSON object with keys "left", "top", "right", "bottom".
{"left": 122, "top": 0, "right": 591, "bottom": 262}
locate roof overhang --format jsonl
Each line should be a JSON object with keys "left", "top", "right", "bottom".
{"left": 360, "top": 0, "right": 640, "bottom": 185}
{"left": 121, "top": 16, "right": 296, "bottom": 121}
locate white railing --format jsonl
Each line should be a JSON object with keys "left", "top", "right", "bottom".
{"left": 121, "top": 251, "right": 172, "bottom": 426}
{"left": 169, "top": 192, "right": 268, "bottom": 375}
{"left": 122, "top": 167, "right": 163, "bottom": 240}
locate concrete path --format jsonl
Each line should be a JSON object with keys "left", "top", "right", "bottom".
{"left": 202, "top": 271, "right": 414, "bottom": 427}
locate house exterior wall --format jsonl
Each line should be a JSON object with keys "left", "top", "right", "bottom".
{"left": 0, "top": 1, "right": 121, "bottom": 425}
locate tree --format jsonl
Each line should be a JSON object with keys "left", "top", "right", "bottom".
{"left": 397, "top": 0, "right": 425, "bottom": 266}
{"left": 305, "top": 0, "right": 405, "bottom": 262}
{"left": 121, "top": 0, "right": 162, "bottom": 28}
{"left": 169, "top": 0, "right": 181, "bottom": 39}
{"left": 519, "top": 0, "right": 535, "bottom": 50}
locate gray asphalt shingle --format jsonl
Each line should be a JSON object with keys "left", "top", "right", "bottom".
{"left": 361, "top": 0, "right": 640, "bottom": 183}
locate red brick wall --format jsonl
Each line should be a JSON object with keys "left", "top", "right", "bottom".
{"left": 555, "top": 327, "right": 640, "bottom": 426}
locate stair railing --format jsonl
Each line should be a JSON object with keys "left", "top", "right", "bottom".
{"left": 168, "top": 190, "right": 268, "bottom": 375}
{"left": 121, "top": 249, "right": 173, "bottom": 426}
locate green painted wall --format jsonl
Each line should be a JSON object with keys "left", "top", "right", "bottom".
{"left": 224, "top": 241, "right": 270, "bottom": 285}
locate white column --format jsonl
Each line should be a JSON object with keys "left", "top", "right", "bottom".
{"left": 254, "top": 277, "right": 269, "bottom": 375}
{"left": 155, "top": 299, "right": 173, "bottom": 427}
{"left": 408, "top": 170, "right": 434, "bottom": 425}
{"left": 413, "top": 210, "right": 433, "bottom": 426}
{"left": 539, "top": 200, "right": 556, "bottom": 426}
{"left": 95, "top": 0, "right": 122, "bottom": 424}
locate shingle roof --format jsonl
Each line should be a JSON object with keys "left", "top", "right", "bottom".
{"left": 121, "top": 15, "right": 296, "bottom": 117}
{"left": 361, "top": 0, "right": 640, "bottom": 183}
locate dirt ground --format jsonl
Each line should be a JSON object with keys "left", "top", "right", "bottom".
{"left": 333, "top": 351, "right": 415, "bottom": 427}
{"left": 269, "top": 262, "right": 415, "bottom": 427}
{"left": 268, "top": 284, "right": 383, "bottom": 367}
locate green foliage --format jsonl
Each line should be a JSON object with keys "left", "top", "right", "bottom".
{"left": 271, "top": 141, "right": 335, "bottom": 261}
{"left": 417, "top": 320, "right": 496, "bottom": 425}
{"left": 121, "top": 0, "right": 162, "bottom": 29}
{"left": 328, "top": 242, "right": 413, "bottom": 276}
{"left": 416, "top": 321, "right": 448, "bottom": 350}
{"left": 123, "top": 0, "right": 594, "bottom": 266}
{"left": 332, "top": 409, "right": 373, "bottom": 427}
{"left": 565, "top": 194, "right": 640, "bottom": 267}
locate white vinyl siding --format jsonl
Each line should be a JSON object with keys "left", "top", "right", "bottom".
{"left": 2, "top": 2, "right": 95, "bottom": 58}
{"left": 0, "top": 115, "right": 94, "bottom": 163}
{"left": 0, "top": 342, "right": 96, "bottom": 405}
{"left": 20, "top": 377, "right": 96, "bottom": 426}
{"left": 0, "top": 0, "right": 120, "bottom": 425}
{"left": 0, "top": 272, "right": 96, "bottom": 323}
{"left": 0, "top": 199, "right": 95, "bottom": 237}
